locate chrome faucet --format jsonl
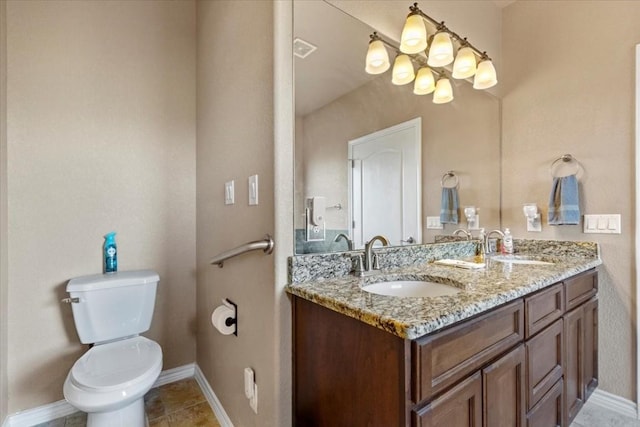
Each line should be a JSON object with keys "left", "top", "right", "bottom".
{"left": 452, "top": 229, "right": 472, "bottom": 240}
{"left": 485, "top": 229, "right": 505, "bottom": 254}
{"left": 363, "top": 235, "right": 389, "bottom": 272}
{"left": 334, "top": 233, "right": 354, "bottom": 251}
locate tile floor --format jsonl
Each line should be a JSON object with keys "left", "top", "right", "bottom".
{"left": 31, "top": 380, "right": 640, "bottom": 427}
{"left": 572, "top": 401, "right": 640, "bottom": 427}
{"left": 34, "top": 378, "right": 221, "bottom": 427}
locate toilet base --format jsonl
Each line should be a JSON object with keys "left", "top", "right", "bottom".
{"left": 87, "top": 397, "right": 145, "bottom": 427}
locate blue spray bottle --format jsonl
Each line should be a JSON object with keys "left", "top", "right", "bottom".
{"left": 103, "top": 232, "right": 118, "bottom": 274}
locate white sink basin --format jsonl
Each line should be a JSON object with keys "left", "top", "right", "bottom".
{"left": 491, "top": 255, "right": 554, "bottom": 265}
{"left": 362, "top": 280, "right": 462, "bottom": 298}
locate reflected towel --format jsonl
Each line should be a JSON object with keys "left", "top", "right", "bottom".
{"left": 440, "top": 187, "right": 459, "bottom": 224}
{"left": 548, "top": 174, "right": 580, "bottom": 225}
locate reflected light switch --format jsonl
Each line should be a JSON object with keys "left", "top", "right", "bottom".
{"left": 249, "top": 175, "right": 258, "bottom": 205}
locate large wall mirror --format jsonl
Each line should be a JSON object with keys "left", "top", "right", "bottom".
{"left": 293, "top": 0, "right": 501, "bottom": 254}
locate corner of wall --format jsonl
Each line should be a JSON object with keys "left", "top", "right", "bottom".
{"left": 273, "top": 1, "right": 294, "bottom": 425}
{"left": 0, "top": 0, "right": 8, "bottom": 422}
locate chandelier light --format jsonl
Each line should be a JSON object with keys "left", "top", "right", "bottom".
{"left": 364, "top": 2, "right": 497, "bottom": 104}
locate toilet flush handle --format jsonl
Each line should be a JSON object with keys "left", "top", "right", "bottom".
{"left": 61, "top": 297, "right": 80, "bottom": 304}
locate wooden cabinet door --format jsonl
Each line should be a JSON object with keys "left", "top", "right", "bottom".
{"left": 583, "top": 297, "right": 598, "bottom": 401}
{"left": 564, "top": 306, "right": 584, "bottom": 426}
{"left": 483, "top": 344, "right": 526, "bottom": 427}
{"left": 413, "top": 372, "right": 482, "bottom": 427}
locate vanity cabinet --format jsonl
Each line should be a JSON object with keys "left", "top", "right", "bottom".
{"left": 292, "top": 269, "right": 598, "bottom": 427}
{"left": 563, "top": 270, "right": 598, "bottom": 426}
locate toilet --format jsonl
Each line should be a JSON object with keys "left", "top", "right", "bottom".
{"left": 63, "top": 270, "right": 163, "bottom": 427}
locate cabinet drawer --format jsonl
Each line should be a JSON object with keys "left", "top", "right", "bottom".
{"left": 412, "top": 371, "right": 482, "bottom": 427}
{"left": 526, "top": 379, "right": 563, "bottom": 427}
{"left": 565, "top": 269, "right": 597, "bottom": 312}
{"left": 412, "top": 300, "right": 524, "bottom": 403}
{"left": 525, "top": 283, "right": 564, "bottom": 338}
{"left": 526, "top": 318, "right": 563, "bottom": 410}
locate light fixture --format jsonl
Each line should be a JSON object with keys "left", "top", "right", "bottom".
{"left": 364, "top": 2, "right": 497, "bottom": 104}
{"left": 365, "top": 32, "right": 391, "bottom": 75}
{"left": 427, "top": 31, "right": 454, "bottom": 67}
{"left": 413, "top": 67, "right": 435, "bottom": 95}
{"left": 452, "top": 46, "right": 476, "bottom": 79}
{"left": 433, "top": 76, "right": 453, "bottom": 104}
{"left": 400, "top": 9, "right": 428, "bottom": 54}
{"left": 473, "top": 57, "right": 498, "bottom": 89}
{"left": 392, "top": 54, "right": 415, "bottom": 85}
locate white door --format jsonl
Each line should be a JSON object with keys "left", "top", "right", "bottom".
{"left": 348, "top": 118, "right": 421, "bottom": 249}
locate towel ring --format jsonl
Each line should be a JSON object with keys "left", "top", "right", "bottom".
{"left": 441, "top": 171, "right": 459, "bottom": 189}
{"left": 550, "top": 154, "right": 582, "bottom": 177}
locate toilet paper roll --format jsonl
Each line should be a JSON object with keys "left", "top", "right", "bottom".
{"left": 211, "top": 305, "right": 235, "bottom": 335}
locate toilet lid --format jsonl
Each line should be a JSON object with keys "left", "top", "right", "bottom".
{"left": 70, "top": 336, "right": 162, "bottom": 392}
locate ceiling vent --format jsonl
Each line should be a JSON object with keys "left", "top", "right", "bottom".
{"left": 293, "top": 38, "right": 317, "bottom": 59}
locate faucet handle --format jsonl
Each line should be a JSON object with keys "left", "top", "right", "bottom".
{"left": 352, "top": 254, "right": 365, "bottom": 277}
{"left": 372, "top": 253, "right": 381, "bottom": 270}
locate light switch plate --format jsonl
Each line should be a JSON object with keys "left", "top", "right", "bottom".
{"left": 248, "top": 175, "right": 258, "bottom": 205}
{"left": 225, "top": 181, "right": 234, "bottom": 205}
{"left": 583, "top": 214, "right": 621, "bottom": 234}
{"left": 426, "top": 216, "right": 443, "bottom": 230}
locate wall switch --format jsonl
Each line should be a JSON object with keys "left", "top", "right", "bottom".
{"left": 249, "top": 383, "right": 258, "bottom": 414}
{"left": 426, "top": 216, "right": 443, "bottom": 230}
{"left": 583, "top": 214, "right": 621, "bottom": 234}
{"left": 225, "top": 181, "right": 235, "bottom": 205}
{"left": 244, "top": 368, "right": 254, "bottom": 399}
{"left": 248, "top": 175, "right": 258, "bottom": 205}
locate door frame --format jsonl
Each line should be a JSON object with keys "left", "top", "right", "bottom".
{"left": 347, "top": 117, "right": 422, "bottom": 248}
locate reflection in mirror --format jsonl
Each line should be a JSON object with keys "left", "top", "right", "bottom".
{"left": 294, "top": 0, "right": 501, "bottom": 254}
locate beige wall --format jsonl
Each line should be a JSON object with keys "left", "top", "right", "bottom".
{"left": 298, "top": 76, "right": 501, "bottom": 242}
{"left": 5, "top": 0, "right": 196, "bottom": 412}
{"left": 197, "top": 1, "right": 287, "bottom": 425}
{"left": 502, "top": 1, "right": 640, "bottom": 400}
{"left": 1, "top": 0, "right": 8, "bottom": 422}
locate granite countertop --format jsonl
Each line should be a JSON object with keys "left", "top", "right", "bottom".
{"left": 286, "top": 242, "right": 602, "bottom": 340}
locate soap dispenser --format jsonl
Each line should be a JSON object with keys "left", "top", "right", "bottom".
{"left": 475, "top": 228, "right": 486, "bottom": 263}
{"left": 502, "top": 228, "right": 514, "bottom": 254}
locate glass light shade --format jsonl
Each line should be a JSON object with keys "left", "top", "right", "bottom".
{"left": 365, "top": 39, "right": 391, "bottom": 75}
{"left": 413, "top": 67, "right": 435, "bottom": 95}
{"left": 400, "top": 14, "right": 428, "bottom": 54}
{"left": 427, "top": 32, "right": 454, "bottom": 67}
{"left": 473, "top": 59, "right": 498, "bottom": 89}
{"left": 433, "top": 77, "right": 454, "bottom": 104}
{"left": 391, "top": 54, "right": 415, "bottom": 85}
{"left": 452, "top": 47, "right": 477, "bottom": 79}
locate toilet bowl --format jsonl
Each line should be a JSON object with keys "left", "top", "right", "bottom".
{"left": 64, "top": 336, "right": 162, "bottom": 426}
{"left": 63, "top": 270, "right": 162, "bottom": 427}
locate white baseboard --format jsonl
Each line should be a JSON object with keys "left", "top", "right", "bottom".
{"left": 4, "top": 362, "right": 204, "bottom": 427}
{"left": 194, "top": 364, "right": 234, "bottom": 427}
{"left": 588, "top": 388, "right": 639, "bottom": 419}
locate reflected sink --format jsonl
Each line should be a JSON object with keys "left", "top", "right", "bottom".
{"left": 491, "top": 255, "right": 554, "bottom": 265}
{"left": 362, "top": 280, "right": 462, "bottom": 298}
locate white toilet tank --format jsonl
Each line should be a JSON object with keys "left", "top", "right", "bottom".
{"left": 66, "top": 270, "right": 159, "bottom": 344}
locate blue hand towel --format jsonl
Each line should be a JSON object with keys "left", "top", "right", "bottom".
{"left": 440, "top": 187, "right": 459, "bottom": 224}
{"left": 548, "top": 174, "right": 580, "bottom": 225}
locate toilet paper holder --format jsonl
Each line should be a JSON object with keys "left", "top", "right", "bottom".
{"left": 222, "top": 298, "right": 238, "bottom": 336}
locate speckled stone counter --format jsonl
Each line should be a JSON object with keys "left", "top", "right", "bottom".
{"left": 286, "top": 239, "right": 601, "bottom": 340}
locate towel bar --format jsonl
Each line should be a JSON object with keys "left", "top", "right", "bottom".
{"left": 210, "top": 235, "right": 275, "bottom": 268}
{"left": 550, "top": 154, "right": 582, "bottom": 177}
{"left": 441, "top": 171, "right": 459, "bottom": 188}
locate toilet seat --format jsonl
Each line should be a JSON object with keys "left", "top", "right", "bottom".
{"left": 70, "top": 336, "right": 162, "bottom": 392}
{"left": 64, "top": 336, "right": 162, "bottom": 414}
